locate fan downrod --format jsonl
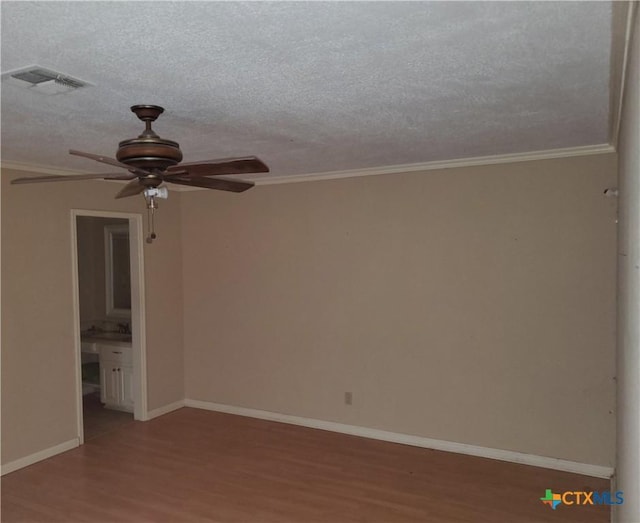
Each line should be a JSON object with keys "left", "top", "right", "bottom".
{"left": 131, "top": 105, "right": 164, "bottom": 123}
{"left": 131, "top": 105, "right": 165, "bottom": 138}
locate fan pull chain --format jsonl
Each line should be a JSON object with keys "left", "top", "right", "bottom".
{"left": 146, "top": 196, "right": 158, "bottom": 244}
{"left": 142, "top": 187, "right": 168, "bottom": 244}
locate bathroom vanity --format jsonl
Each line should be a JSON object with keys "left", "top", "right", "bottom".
{"left": 81, "top": 336, "right": 133, "bottom": 412}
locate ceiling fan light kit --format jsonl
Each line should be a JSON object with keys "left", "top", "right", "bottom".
{"left": 11, "top": 105, "right": 270, "bottom": 243}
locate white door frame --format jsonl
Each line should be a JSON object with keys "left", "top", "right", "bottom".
{"left": 70, "top": 209, "right": 148, "bottom": 444}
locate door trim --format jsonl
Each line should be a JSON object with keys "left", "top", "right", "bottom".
{"left": 71, "top": 209, "right": 148, "bottom": 445}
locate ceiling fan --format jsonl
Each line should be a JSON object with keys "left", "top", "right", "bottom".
{"left": 11, "top": 105, "right": 269, "bottom": 242}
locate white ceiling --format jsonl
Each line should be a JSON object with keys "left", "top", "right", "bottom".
{"left": 1, "top": 1, "right": 615, "bottom": 182}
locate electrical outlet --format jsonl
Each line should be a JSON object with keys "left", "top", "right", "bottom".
{"left": 345, "top": 391, "right": 353, "bottom": 405}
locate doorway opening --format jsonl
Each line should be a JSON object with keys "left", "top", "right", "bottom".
{"left": 71, "top": 210, "right": 147, "bottom": 444}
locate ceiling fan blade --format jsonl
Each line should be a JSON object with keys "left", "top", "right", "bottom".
{"left": 166, "top": 176, "right": 254, "bottom": 193}
{"left": 115, "top": 179, "right": 146, "bottom": 199}
{"left": 69, "top": 149, "right": 151, "bottom": 176}
{"left": 11, "top": 172, "right": 136, "bottom": 185}
{"left": 166, "top": 156, "right": 269, "bottom": 177}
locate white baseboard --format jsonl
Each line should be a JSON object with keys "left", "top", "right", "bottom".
{"left": 145, "top": 400, "right": 185, "bottom": 420}
{"left": 1, "top": 438, "right": 79, "bottom": 476}
{"left": 0, "top": 398, "right": 186, "bottom": 475}
{"left": 185, "top": 399, "right": 614, "bottom": 479}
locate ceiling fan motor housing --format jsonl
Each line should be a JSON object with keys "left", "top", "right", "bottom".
{"left": 116, "top": 105, "right": 183, "bottom": 170}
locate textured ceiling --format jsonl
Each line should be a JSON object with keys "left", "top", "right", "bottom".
{"left": 1, "top": 1, "right": 613, "bottom": 181}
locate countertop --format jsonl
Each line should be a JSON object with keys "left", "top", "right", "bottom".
{"left": 81, "top": 332, "right": 132, "bottom": 349}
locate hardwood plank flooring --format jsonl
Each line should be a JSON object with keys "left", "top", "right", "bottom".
{"left": 82, "top": 392, "right": 134, "bottom": 442}
{"left": 1, "top": 408, "right": 610, "bottom": 522}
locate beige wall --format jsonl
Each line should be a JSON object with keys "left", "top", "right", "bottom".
{"left": 1, "top": 170, "right": 184, "bottom": 464}
{"left": 1, "top": 152, "right": 618, "bottom": 469}
{"left": 182, "top": 154, "right": 617, "bottom": 466}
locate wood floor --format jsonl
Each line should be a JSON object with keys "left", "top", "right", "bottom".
{"left": 2, "top": 408, "right": 610, "bottom": 523}
{"left": 82, "top": 392, "right": 134, "bottom": 441}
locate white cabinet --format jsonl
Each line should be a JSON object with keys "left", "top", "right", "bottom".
{"left": 100, "top": 362, "right": 120, "bottom": 406}
{"left": 99, "top": 344, "right": 133, "bottom": 412}
{"left": 119, "top": 365, "right": 134, "bottom": 409}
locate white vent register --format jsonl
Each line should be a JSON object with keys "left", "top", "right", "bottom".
{"left": 1, "top": 65, "right": 92, "bottom": 95}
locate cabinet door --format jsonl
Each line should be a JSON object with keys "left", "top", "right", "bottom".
{"left": 119, "top": 366, "right": 134, "bottom": 411}
{"left": 101, "top": 363, "right": 119, "bottom": 406}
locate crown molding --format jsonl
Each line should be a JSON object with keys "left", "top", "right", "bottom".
{"left": 253, "top": 143, "right": 615, "bottom": 186}
{"left": 2, "top": 143, "right": 615, "bottom": 187}
{"left": 611, "top": 1, "right": 638, "bottom": 149}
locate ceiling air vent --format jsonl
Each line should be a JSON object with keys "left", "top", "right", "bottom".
{"left": 1, "top": 65, "right": 92, "bottom": 95}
